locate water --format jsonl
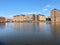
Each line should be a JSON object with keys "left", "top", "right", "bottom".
{"left": 0, "top": 22, "right": 60, "bottom": 45}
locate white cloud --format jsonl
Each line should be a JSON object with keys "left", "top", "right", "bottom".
{"left": 45, "top": 5, "right": 51, "bottom": 8}
{"left": 43, "top": 4, "right": 51, "bottom": 11}
{"left": 20, "top": 12, "right": 41, "bottom": 14}
{"left": 43, "top": 8, "right": 48, "bottom": 11}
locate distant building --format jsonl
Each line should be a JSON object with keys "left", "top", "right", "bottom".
{"left": 13, "top": 15, "right": 25, "bottom": 22}
{"left": 13, "top": 14, "right": 34, "bottom": 22}
{"left": 6, "top": 18, "right": 13, "bottom": 22}
{"left": 23, "top": 14, "right": 34, "bottom": 21}
{"left": 33, "top": 14, "right": 39, "bottom": 21}
{"left": 13, "top": 14, "right": 46, "bottom": 22}
{"left": 50, "top": 9, "right": 60, "bottom": 22}
{"left": 0, "top": 17, "right": 5, "bottom": 22}
{"left": 38, "top": 14, "right": 46, "bottom": 21}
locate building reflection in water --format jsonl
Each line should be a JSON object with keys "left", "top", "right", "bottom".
{"left": 32, "top": 22, "right": 46, "bottom": 32}
{"left": 14, "top": 22, "right": 46, "bottom": 32}
{"left": 0, "top": 23, "right": 5, "bottom": 29}
{"left": 14, "top": 22, "right": 24, "bottom": 32}
{"left": 39, "top": 22, "right": 46, "bottom": 31}
{"left": 14, "top": 22, "right": 36, "bottom": 32}
{"left": 1, "top": 22, "right": 60, "bottom": 45}
{"left": 50, "top": 22, "right": 60, "bottom": 44}
{"left": 51, "top": 22, "right": 60, "bottom": 36}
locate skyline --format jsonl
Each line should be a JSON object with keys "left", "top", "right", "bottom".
{"left": 0, "top": 0, "right": 59, "bottom": 18}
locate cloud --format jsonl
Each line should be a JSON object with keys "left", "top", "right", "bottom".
{"left": 45, "top": 5, "right": 51, "bottom": 8}
{"left": 20, "top": 12, "right": 41, "bottom": 14}
{"left": 43, "top": 8, "right": 48, "bottom": 11}
{"left": 43, "top": 4, "right": 51, "bottom": 11}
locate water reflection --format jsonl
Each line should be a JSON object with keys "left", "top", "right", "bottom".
{"left": 51, "top": 22, "right": 60, "bottom": 35}
{"left": 14, "top": 22, "right": 24, "bottom": 32}
{"left": 0, "top": 23, "right": 5, "bottom": 29}
{"left": 14, "top": 22, "right": 34, "bottom": 32}
{"left": 50, "top": 22, "right": 60, "bottom": 44}
{"left": 0, "top": 41, "right": 5, "bottom": 45}
{"left": 14, "top": 22, "right": 46, "bottom": 32}
{"left": 0, "top": 22, "right": 60, "bottom": 45}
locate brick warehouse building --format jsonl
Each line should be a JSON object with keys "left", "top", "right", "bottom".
{"left": 13, "top": 14, "right": 46, "bottom": 22}
{"left": 50, "top": 9, "right": 60, "bottom": 22}
{"left": 0, "top": 17, "right": 5, "bottom": 22}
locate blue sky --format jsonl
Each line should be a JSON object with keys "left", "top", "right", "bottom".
{"left": 0, "top": 0, "right": 59, "bottom": 18}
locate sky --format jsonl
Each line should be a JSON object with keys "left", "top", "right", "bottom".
{"left": 0, "top": 0, "right": 59, "bottom": 18}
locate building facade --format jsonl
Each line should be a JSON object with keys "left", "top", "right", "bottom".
{"left": 50, "top": 9, "right": 60, "bottom": 22}
{"left": 33, "top": 14, "right": 39, "bottom": 21}
{"left": 38, "top": 15, "right": 46, "bottom": 21}
{"left": 13, "top": 14, "right": 46, "bottom": 22}
{"left": 24, "top": 14, "right": 34, "bottom": 21}
{"left": 6, "top": 18, "right": 13, "bottom": 22}
{"left": 0, "top": 17, "right": 5, "bottom": 22}
{"left": 13, "top": 15, "right": 25, "bottom": 22}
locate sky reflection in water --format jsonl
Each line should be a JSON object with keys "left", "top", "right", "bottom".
{"left": 0, "top": 22, "right": 60, "bottom": 45}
